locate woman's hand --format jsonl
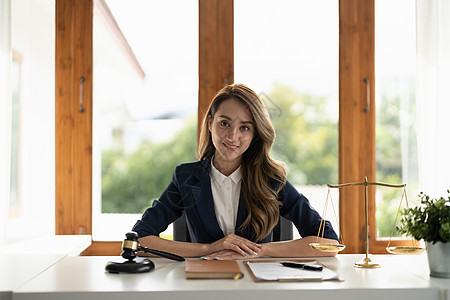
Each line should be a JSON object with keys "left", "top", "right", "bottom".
{"left": 201, "top": 249, "right": 261, "bottom": 260}
{"left": 206, "top": 233, "right": 261, "bottom": 258}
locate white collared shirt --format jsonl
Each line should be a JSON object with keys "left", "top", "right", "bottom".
{"left": 210, "top": 160, "right": 242, "bottom": 236}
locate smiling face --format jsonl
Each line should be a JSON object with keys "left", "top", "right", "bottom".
{"left": 208, "top": 98, "right": 255, "bottom": 175}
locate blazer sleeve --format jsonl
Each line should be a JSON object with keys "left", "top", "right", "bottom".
{"left": 279, "top": 180, "right": 339, "bottom": 241}
{"left": 132, "top": 166, "right": 184, "bottom": 238}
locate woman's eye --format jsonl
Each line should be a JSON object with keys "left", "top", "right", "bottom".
{"left": 219, "top": 121, "right": 229, "bottom": 127}
{"left": 241, "top": 126, "right": 250, "bottom": 131}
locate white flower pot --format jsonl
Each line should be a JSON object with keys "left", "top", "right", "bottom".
{"left": 426, "top": 241, "right": 450, "bottom": 278}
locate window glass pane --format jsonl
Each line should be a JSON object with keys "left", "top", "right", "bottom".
{"left": 375, "top": 0, "right": 418, "bottom": 239}
{"left": 235, "top": 0, "right": 339, "bottom": 238}
{"left": 9, "top": 0, "right": 55, "bottom": 237}
{"left": 10, "top": 55, "right": 21, "bottom": 218}
{"left": 93, "top": 0, "right": 198, "bottom": 241}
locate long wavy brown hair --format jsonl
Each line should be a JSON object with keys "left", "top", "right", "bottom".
{"left": 198, "top": 83, "right": 287, "bottom": 241}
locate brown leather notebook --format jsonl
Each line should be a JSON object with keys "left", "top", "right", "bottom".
{"left": 185, "top": 260, "right": 244, "bottom": 279}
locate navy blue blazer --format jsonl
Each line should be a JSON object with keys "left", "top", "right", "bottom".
{"left": 132, "top": 157, "right": 338, "bottom": 243}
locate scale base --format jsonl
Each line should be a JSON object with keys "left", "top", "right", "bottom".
{"left": 354, "top": 257, "right": 380, "bottom": 269}
{"left": 105, "top": 258, "right": 155, "bottom": 273}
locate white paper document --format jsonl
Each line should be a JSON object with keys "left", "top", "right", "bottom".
{"left": 247, "top": 261, "right": 340, "bottom": 281}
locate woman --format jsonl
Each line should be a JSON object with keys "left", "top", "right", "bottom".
{"left": 132, "top": 83, "right": 338, "bottom": 260}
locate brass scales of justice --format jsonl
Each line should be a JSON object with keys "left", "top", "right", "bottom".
{"left": 309, "top": 177, "right": 425, "bottom": 268}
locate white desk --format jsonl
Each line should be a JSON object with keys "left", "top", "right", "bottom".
{"left": 0, "top": 235, "right": 92, "bottom": 255}
{"left": 390, "top": 254, "right": 450, "bottom": 300}
{"left": 12, "top": 254, "right": 448, "bottom": 300}
{"left": 0, "top": 235, "right": 91, "bottom": 300}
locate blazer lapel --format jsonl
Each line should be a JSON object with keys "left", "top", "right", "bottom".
{"left": 188, "top": 159, "right": 225, "bottom": 240}
{"left": 235, "top": 195, "right": 247, "bottom": 232}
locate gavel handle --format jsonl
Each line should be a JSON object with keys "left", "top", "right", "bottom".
{"left": 138, "top": 246, "right": 185, "bottom": 262}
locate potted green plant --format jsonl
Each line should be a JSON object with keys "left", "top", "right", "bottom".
{"left": 397, "top": 190, "right": 450, "bottom": 278}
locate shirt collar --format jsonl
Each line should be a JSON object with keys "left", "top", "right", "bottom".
{"left": 210, "top": 158, "right": 242, "bottom": 185}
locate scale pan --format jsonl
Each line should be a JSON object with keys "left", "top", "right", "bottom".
{"left": 386, "top": 246, "right": 425, "bottom": 255}
{"left": 310, "top": 243, "right": 346, "bottom": 252}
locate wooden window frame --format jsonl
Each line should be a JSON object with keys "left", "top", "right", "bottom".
{"left": 338, "top": 0, "right": 375, "bottom": 254}
{"left": 339, "top": 0, "right": 413, "bottom": 254}
{"left": 55, "top": 0, "right": 93, "bottom": 237}
{"left": 55, "top": 0, "right": 234, "bottom": 255}
{"left": 55, "top": 0, "right": 412, "bottom": 255}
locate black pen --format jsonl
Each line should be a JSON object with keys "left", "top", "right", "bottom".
{"left": 280, "top": 262, "right": 323, "bottom": 271}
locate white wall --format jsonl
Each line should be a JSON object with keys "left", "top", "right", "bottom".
{"left": 8, "top": 0, "right": 55, "bottom": 237}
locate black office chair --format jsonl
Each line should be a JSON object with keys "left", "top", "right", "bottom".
{"left": 272, "top": 215, "right": 293, "bottom": 241}
{"left": 173, "top": 212, "right": 293, "bottom": 242}
{"left": 173, "top": 211, "right": 191, "bottom": 242}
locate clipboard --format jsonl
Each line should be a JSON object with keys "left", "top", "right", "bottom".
{"left": 243, "top": 259, "right": 343, "bottom": 282}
